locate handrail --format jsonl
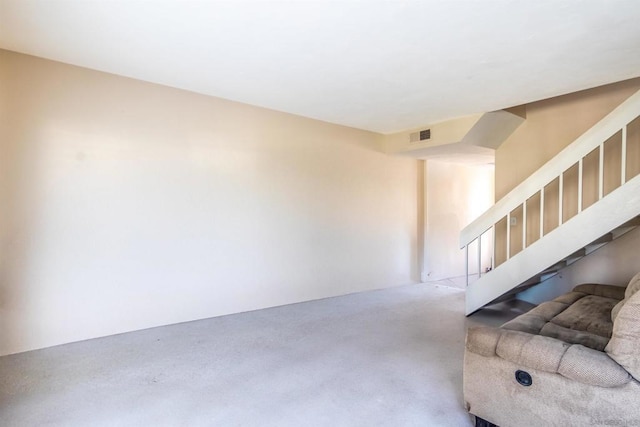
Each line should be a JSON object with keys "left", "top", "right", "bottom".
{"left": 460, "top": 89, "right": 640, "bottom": 248}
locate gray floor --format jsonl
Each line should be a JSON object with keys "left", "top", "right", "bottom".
{"left": 0, "top": 283, "right": 529, "bottom": 427}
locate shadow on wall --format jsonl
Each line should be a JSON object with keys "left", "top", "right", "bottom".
{"left": 518, "top": 226, "right": 640, "bottom": 305}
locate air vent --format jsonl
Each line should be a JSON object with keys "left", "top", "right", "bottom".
{"left": 409, "top": 129, "right": 431, "bottom": 143}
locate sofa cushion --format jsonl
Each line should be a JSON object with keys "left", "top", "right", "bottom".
{"left": 502, "top": 286, "right": 623, "bottom": 350}
{"left": 501, "top": 313, "right": 548, "bottom": 335}
{"left": 606, "top": 290, "right": 640, "bottom": 380}
{"left": 552, "top": 291, "right": 590, "bottom": 305}
{"left": 539, "top": 322, "right": 610, "bottom": 351}
{"left": 501, "top": 300, "right": 570, "bottom": 334}
{"left": 573, "top": 283, "right": 626, "bottom": 300}
{"left": 550, "top": 295, "right": 617, "bottom": 338}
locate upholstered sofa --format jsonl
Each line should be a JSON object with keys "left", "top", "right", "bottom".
{"left": 464, "top": 273, "right": 640, "bottom": 427}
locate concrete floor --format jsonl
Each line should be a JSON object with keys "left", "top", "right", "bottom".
{"left": 0, "top": 283, "right": 529, "bottom": 427}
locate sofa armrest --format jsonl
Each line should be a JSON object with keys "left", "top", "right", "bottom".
{"left": 465, "top": 326, "right": 502, "bottom": 357}
{"left": 466, "top": 327, "right": 632, "bottom": 388}
{"left": 558, "top": 344, "right": 632, "bottom": 387}
{"left": 495, "top": 329, "right": 569, "bottom": 372}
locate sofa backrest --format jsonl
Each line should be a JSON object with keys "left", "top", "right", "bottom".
{"left": 625, "top": 272, "right": 640, "bottom": 299}
{"left": 611, "top": 272, "right": 640, "bottom": 322}
{"left": 606, "top": 284, "right": 640, "bottom": 380}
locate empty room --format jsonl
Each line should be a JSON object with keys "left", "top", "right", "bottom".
{"left": 2, "top": 1, "right": 640, "bottom": 426}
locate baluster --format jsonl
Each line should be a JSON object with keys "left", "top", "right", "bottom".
{"left": 578, "top": 158, "right": 583, "bottom": 213}
{"left": 491, "top": 226, "right": 495, "bottom": 271}
{"left": 622, "top": 126, "right": 628, "bottom": 185}
{"left": 558, "top": 174, "right": 563, "bottom": 226}
{"left": 465, "top": 245, "right": 469, "bottom": 287}
{"left": 478, "top": 236, "right": 482, "bottom": 278}
{"left": 522, "top": 201, "right": 527, "bottom": 250}
{"left": 598, "top": 143, "right": 604, "bottom": 200}
{"left": 506, "top": 213, "right": 511, "bottom": 261}
{"left": 540, "top": 188, "right": 545, "bottom": 238}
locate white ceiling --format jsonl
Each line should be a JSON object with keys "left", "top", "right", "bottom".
{"left": 2, "top": 1, "right": 640, "bottom": 134}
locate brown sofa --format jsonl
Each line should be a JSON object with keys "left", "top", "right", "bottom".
{"left": 464, "top": 273, "right": 640, "bottom": 427}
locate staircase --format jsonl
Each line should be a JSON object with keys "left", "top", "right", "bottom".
{"left": 460, "top": 89, "right": 640, "bottom": 315}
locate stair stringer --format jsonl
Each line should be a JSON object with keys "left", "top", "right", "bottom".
{"left": 465, "top": 173, "right": 640, "bottom": 315}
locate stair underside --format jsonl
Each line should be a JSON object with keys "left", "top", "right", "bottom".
{"left": 487, "top": 225, "right": 638, "bottom": 305}
{"left": 466, "top": 173, "right": 640, "bottom": 315}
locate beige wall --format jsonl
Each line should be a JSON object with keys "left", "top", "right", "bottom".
{"left": 423, "top": 160, "right": 494, "bottom": 284}
{"left": 0, "top": 50, "right": 420, "bottom": 356}
{"left": 495, "top": 78, "right": 640, "bottom": 200}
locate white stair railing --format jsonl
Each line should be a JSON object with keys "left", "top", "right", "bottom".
{"left": 460, "top": 89, "right": 640, "bottom": 308}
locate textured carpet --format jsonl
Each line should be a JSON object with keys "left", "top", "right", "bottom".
{"left": 0, "top": 283, "right": 526, "bottom": 426}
